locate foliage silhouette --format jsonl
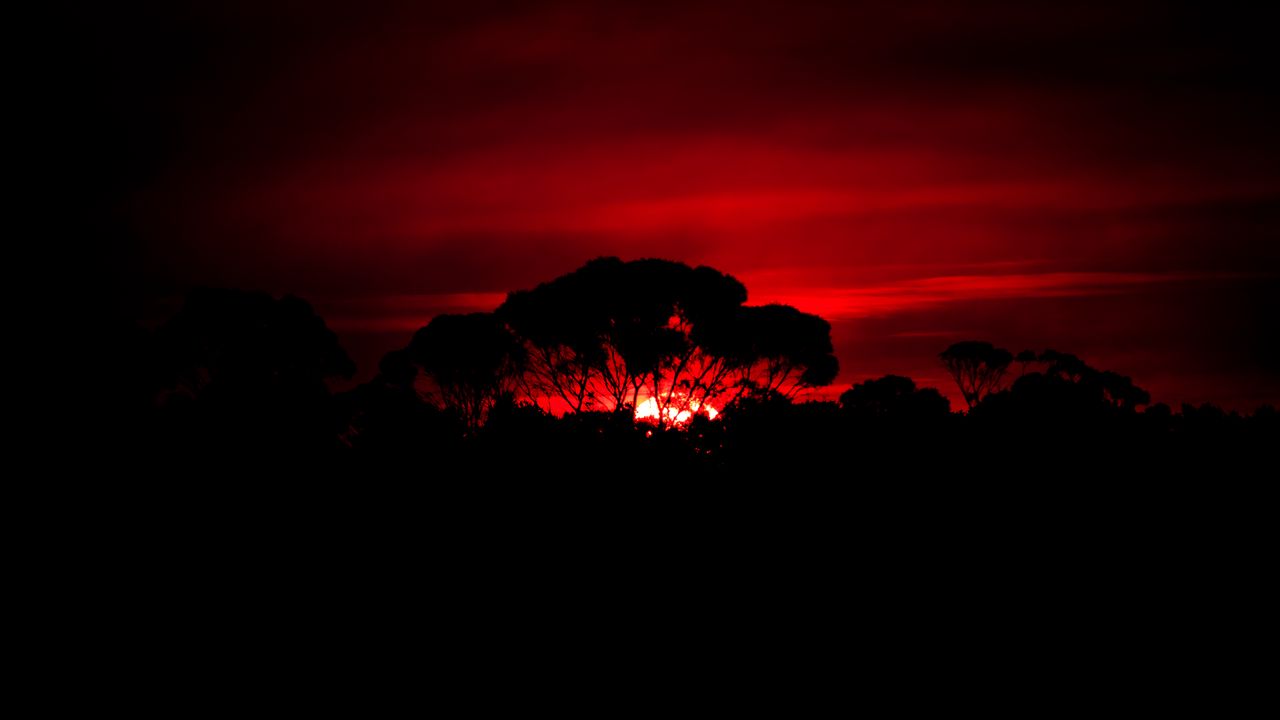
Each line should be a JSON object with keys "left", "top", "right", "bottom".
{"left": 1015, "top": 349, "right": 1038, "bottom": 376}
{"left": 940, "top": 341, "right": 1014, "bottom": 409}
{"left": 407, "top": 312, "right": 522, "bottom": 430}
{"left": 490, "top": 257, "right": 838, "bottom": 423}
{"left": 109, "top": 280, "right": 1275, "bottom": 477}
{"left": 149, "top": 287, "right": 354, "bottom": 456}
{"left": 840, "top": 375, "right": 950, "bottom": 422}
{"left": 335, "top": 349, "right": 461, "bottom": 458}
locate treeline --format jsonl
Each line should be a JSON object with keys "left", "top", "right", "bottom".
{"left": 101, "top": 259, "right": 1276, "bottom": 475}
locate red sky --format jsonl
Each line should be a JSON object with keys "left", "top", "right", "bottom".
{"left": 84, "top": 1, "right": 1280, "bottom": 409}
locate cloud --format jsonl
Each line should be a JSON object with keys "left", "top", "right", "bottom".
{"left": 749, "top": 272, "right": 1228, "bottom": 320}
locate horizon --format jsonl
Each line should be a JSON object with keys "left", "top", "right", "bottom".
{"left": 138, "top": 268, "right": 1271, "bottom": 417}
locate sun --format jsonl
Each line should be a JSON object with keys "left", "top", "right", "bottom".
{"left": 635, "top": 397, "right": 719, "bottom": 425}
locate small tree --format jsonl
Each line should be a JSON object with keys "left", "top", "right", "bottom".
{"left": 939, "top": 341, "right": 1013, "bottom": 410}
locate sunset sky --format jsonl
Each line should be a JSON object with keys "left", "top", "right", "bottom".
{"left": 85, "top": 1, "right": 1279, "bottom": 409}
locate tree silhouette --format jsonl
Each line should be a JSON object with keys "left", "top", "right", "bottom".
{"left": 1098, "top": 370, "right": 1151, "bottom": 410}
{"left": 113, "top": 285, "right": 1275, "bottom": 474}
{"left": 939, "top": 341, "right": 1013, "bottom": 410}
{"left": 1015, "top": 349, "right": 1037, "bottom": 376}
{"left": 496, "top": 257, "right": 837, "bottom": 424}
{"left": 336, "top": 349, "right": 461, "bottom": 456}
{"left": 840, "top": 375, "right": 951, "bottom": 421}
{"left": 730, "top": 304, "right": 841, "bottom": 396}
{"left": 152, "top": 287, "right": 354, "bottom": 453}
{"left": 497, "top": 258, "right": 693, "bottom": 413}
{"left": 407, "top": 312, "right": 522, "bottom": 430}
{"left": 1032, "top": 350, "right": 1151, "bottom": 411}
{"left": 1039, "top": 349, "right": 1091, "bottom": 382}
{"left": 158, "top": 288, "right": 354, "bottom": 390}
{"left": 969, "top": 347, "right": 1155, "bottom": 440}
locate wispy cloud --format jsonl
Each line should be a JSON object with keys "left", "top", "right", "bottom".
{"left": 749, "top": 271, "right": 1220, "bottom": 319}
{"left": 317, "top": 271, "right": 1246, "bottom": 333}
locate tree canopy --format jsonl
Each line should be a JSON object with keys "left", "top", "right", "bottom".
{"left": 840, "top": 375, "right": 950, "bottom": 422}
{"left": 485, "top": 257, "right": 838, "bottom": 423}
{"left": 407, "top": 312, "right": 522, "bottom": 430}
{"left": 940, "top": 341, "right": 1014, "bottom": 409}
{"left": 150, "top": 287, "right": 355, "bottom": 453}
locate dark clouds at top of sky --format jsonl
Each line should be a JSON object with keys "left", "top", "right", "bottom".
{"left": 74, "top": 1, "right": 1280, "bottom": 408}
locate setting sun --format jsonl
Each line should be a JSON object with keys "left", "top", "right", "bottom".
{"left": 635, "top": 397, "right": 719, "bottom": 425}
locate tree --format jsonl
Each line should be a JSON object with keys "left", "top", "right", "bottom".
{"left": 734, "top": 304, "right": 841, "bottom": 395}
{"left": 939, "top": 341, "right": 1013, "bottom": 410}
{"left": 336, "top": 350, "right": 461, "bottom": 455}
{"left": 158, "top": 288, "right": 355, "bottom": 393}
{"left": 1098, "top": 370, "right": 1150, "bottom": 410}
{"left": 839, "top": 375, "right": 950, "bottom": 421}
{"left": 1038, "top": 350, "right": 1150, "bottom": 410}
{"left": 496, "top": 258, "right": 838, "bottom": 425}
{"left": 407, "top": 312, "right": 522, "bottom": 430}
{"left": 497, "top": 257, "right": 694, "bottom": 413}
{"left": 1039, "top": 349, "right": 1090, "bottom": 382}
{"left": 153, "top": 288, "right": 355, "bottom": 453}
{"left": 1015, "top": 349, "right": 1037, "bottom": 376}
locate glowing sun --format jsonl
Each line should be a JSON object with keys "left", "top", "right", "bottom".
{"left": 634, "top": 397, "right": 719, "bottom": 425}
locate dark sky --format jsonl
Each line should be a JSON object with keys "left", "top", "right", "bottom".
{"left": 84, "top": 1, "right": 1280, "bottom": 409}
